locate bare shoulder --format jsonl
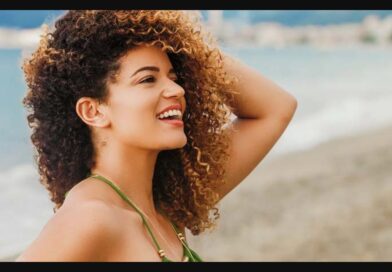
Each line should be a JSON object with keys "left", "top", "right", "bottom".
{"left": 16, "top": 198, "right": 125, "bottom": 262}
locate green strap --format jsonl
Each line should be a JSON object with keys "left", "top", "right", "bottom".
{"left": 167, "top": 220, "right": 201, "bottom": 262}
{"left": 68, "top": 173, "right": 203, "bottom": 262}
{"left": 88, "top": 174, "right": 163, "bottom": 253}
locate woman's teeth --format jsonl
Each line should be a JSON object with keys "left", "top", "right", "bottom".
{"left": 158, "top": 109, "right": 182, "bottom": 120}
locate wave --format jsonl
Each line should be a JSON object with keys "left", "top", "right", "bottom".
{"left": 271, "top": 94, "right": 392, "bottom": 156}
{"left": 0, "top": 163, "right": 53, "bottom": 259}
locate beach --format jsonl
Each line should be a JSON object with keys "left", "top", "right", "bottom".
{"left": 187, "top": 123, "right": 392, "bottom": 261}
{"left": 1, "top": 9, "right": 392, "bottom": 262}
{"left": 2, "top": 44, "right": 392, "bottom": 261}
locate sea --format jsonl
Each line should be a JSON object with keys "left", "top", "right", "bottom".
{"left": 1, "top": 44, "right": 392, "bottom": 259}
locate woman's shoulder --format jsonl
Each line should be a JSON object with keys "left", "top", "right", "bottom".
{"left": 57, "top": 178, "right": 147, "bottom": 240}
{"left": 16, "top": 185, "right": 141, "bottom": 261}
{"left": 62, "top": 177, "right": 145, "bottom": 231}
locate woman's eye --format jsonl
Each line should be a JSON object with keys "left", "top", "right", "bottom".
{"left": 140, "top": 76, "right": 156, "bottom": 84}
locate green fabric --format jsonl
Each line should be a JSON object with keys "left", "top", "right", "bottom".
{"left": 86, "top": 173, "right": 203, "bottom": 262}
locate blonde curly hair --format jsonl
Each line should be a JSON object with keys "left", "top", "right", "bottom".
{"left": 23, "top": 10, "right": 238, "bottom": 235}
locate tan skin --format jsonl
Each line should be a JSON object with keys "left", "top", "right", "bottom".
{"left": 16, "top": 44, "right": 297, "bottom": 262}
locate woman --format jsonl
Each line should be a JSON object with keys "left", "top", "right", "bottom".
{"left": 16, "top": 10, "right": 297, "bottom": 262}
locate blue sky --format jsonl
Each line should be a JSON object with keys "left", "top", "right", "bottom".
{"left": 0, "top": 10, "right": 65, "bottom": 28}
{"left": 1, "top": 10, "right": 391, "bottom": 28}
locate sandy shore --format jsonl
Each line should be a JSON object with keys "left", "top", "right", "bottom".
{"left": 3, "top": 124, "right": 392, "bottom": 262}
{"left": 187, "top": 124, "right": 392, "bottom": 261}
{"left": 1, "top": 253, "right": 19, "bottom": 262}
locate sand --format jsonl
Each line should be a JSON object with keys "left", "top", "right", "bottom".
{"left": 186, "top": 124, "right": 392, "bottom": 261}
{"left": 3, "top": 124, "right": 392, "bottom": 262}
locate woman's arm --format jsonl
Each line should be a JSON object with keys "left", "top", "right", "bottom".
{"left": 216, "top": 52, "right": 298, "bottom": 201}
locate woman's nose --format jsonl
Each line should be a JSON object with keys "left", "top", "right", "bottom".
{"left": 163, "top": 81, "right": 185, "bottom": 98}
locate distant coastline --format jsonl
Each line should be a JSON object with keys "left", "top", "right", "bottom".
{"left": 206, "top": 14, "right": 392, "bottom": 49}
{"left": 1, "top": 13, "right": 392, "bottom": 50}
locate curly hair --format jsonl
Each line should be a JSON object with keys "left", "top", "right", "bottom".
{"left": 22, "top": 10, "right": 238, "bottom": 235}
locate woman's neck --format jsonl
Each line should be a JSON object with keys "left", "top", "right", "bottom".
{"left": 91, "top": 140, "right": 160, "bottom": 218}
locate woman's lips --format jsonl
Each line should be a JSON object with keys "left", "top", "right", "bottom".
{"left": 158, "top": 119, "right": 184, "bottom": 127}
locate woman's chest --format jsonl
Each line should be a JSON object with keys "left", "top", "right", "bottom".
{"left": 106, "top": 215, "right": 185, "bottom": 262}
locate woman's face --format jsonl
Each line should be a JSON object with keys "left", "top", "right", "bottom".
{"left": 104, "top": 45, "right": 187, "bottom": 151}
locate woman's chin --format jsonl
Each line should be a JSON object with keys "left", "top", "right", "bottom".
{"left": 161, "top": 136, "right": 187, "bottom": 150}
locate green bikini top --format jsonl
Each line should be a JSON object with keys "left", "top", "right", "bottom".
{"left": 66, "top": 173, "right": 203, "bottom": 262}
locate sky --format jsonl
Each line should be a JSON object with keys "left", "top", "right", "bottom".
{"left": 0, "top": 10, "right": 65, "bottom": 28}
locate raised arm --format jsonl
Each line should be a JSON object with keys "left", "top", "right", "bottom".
{"left": 216, "top": 52, "right": 298, "bottom": 201}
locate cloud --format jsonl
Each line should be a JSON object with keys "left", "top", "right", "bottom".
{"left": 0, "top": 27, "right": 43, "bottom": 49}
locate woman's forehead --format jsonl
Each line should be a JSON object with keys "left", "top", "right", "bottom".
{"left": 118, "top": 45, "right": 172, "bottom": 73}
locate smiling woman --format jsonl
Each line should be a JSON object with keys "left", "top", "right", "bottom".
{"left": 16, "top": 10, "right": 296, "bottom": 262}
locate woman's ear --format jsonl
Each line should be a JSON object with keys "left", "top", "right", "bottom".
{"left": 75, "top": 97, "right": 110, "bottom": 128}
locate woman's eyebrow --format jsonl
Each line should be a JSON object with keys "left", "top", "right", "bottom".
{"left": 131, "top": 66, "right": 176, "bottom": 78}
{"left": 131, "top": 66, "right": 159, "bottom": 77}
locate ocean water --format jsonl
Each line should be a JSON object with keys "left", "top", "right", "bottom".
{"left": 1, "top": 45, "right": 392, "bottom": 258}
{"left": 224, "top": 45, "right": 392, "bottom": 156}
